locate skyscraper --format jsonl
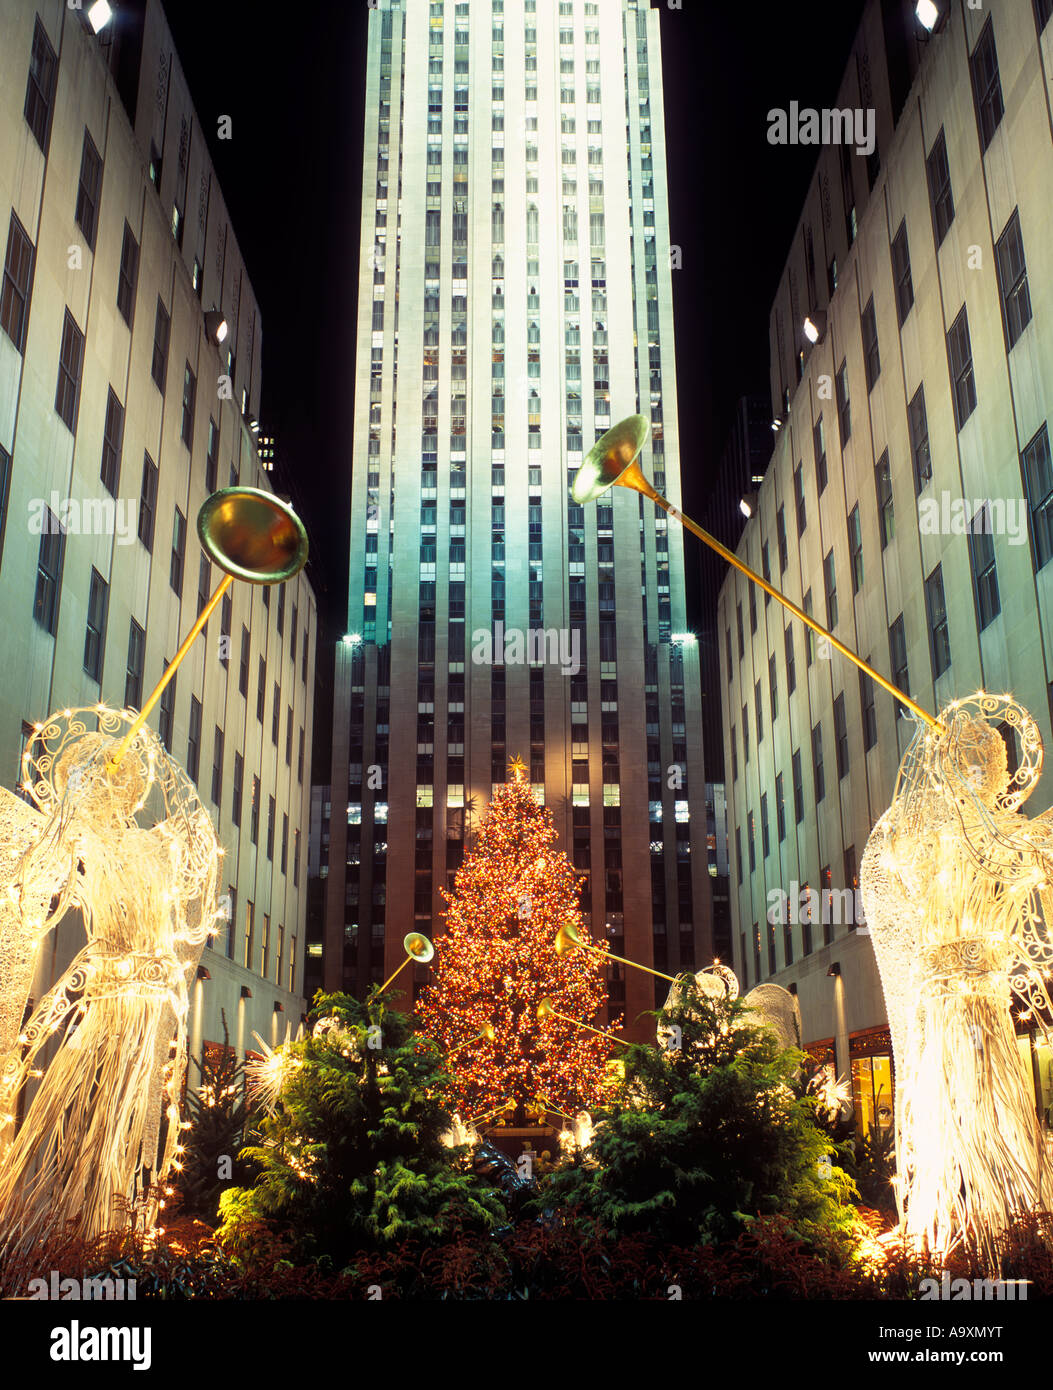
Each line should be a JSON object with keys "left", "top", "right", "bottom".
{"left": 323, "top": 0, "right": 710, "bottom": 1039}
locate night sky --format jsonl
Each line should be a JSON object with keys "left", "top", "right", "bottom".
{"left": 164, "top": 0, "right": 866, "bottom": 648}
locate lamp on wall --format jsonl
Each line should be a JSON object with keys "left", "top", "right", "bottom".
{"left": 915, "top": 0, "right": 947, "bottom": 34}
{"left": 827, "top": 962, "right": 841, "bottom": 978}
{"left": 87, "top": 1, "right": 114, "bottom": 33}
{"left": 204, "top": 310, "right": 229, "bottom": 345}
{"left": 803, "top": 310, "right": 827, "bottom": 345}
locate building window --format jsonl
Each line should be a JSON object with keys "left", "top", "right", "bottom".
{"left": 293, "top": 828, "right": 301, "bottom": 886}
{"left": 239, "top": 626, "right": 250, "bottom": 696}
{"left": 232, "top": 752, "right": 243, "bottom": 827}
{"left": 969, "top": 507, "right": 1001, "bottom": 630}
{"left": 266, "top": 795, "right": 276, "bottom": 860}
{"left": 793, "top": 464, "right": 806, "bottom": 537}
{"left": 125, "top": 619, "right": 144, "bottom": 709}
{"left": 812, "top": 722, "right": 825, "bottom": 803}
{"left": 116, "top": 222, "right": 139, "bottom": 327}
{"left": 792, "top": 748, "right": 804, "bottom": 824}
{"left": 261, "top": 913, "right": 270, "bottom": 978}
{"left": 925, "top": 563, "right": 951, "bottom": 678}
{"left": 875, "top": 450, "right": 895, "bottom": 548}
{"left": 889, "top": 614, "right": 909, "bottom": 717}
{"left": 24, "top": 18, "right": 57, "bottom": 154}
{"left": 1, "top": 212, "right": 34, "bottom": 353}
{"left": 187, "top": 695, "right": 202, "bottom": 783}
{"left": 0, "top": 445, "right": 7, "bottom": 571}
{"left": 785, "top": 624, "right": 796, "bottom": 694}
{"left": 256, "top": 658, "right": 267, "bottom": 722}
{"left": 995, "top": 208, "right": 1031, "bottom": 350}
{"left": 206, "top": 417, "right": 219, "bottom": 492}
{"left": 813, "top": 416, "right": 827, "bottom": 494}
{"left": 211, "top": 726, "right": 224, "bottom": 806}
{"left": 158, "top": 661, "right": 176, "bottom": 752}
{"left": 730, "top": 724, "right": 738, "bottom": 781}
{"left": 755, "top": 678, "right": 763, "bottom": 743}
{"left": 760, "top": 793, "right": 770, "bottom": 860}
{"left": 170, "top": 508, "right": 186, "bottom": 595}
{"left": 804, "top": 589, "right": 814, "bottom": 666}
{"left": 250, "top": 775, "right": 260, "bottom": 844}
{"left": 100, "top": 387, "right": 124, "bottom": 497}
{"left": 83, "top": 568, "right": 108, "bottom": 681}
{"left": 834, "top": 693, "right": 849, "bottom": 779}
{"left": 769, "top": 653, "right": 778, "bottom": 722}
{"left": 835, "top": 359, "right": 851, "bottom": 446}
{"left": 1037, "top": 0, "right": 1053, "bottom": 33}
{"left": 736, "top": 602, "right": 744, "bottom": 658}
{"left": 181, "top": 363, "right": 196, "bottom": 447}
{"left": 74, "top": 129, "right": 102, "bottom": 250}
{"left": 33, "top": 510, "right": 64, "bottom": 634}
{"left": 970, "top": 18, "right": 1004, "bottom": 153}
{"left": 281, "top": 813, "right": 289, "bottom": 875}
{"left": 244, "top": 901, "right": 254, "bottom": 971}
{"left": 271, "top": 681, "right": 280, "bottom": 745}
{"left": 824, "top": 548, "right": 837, "bottom": 630}
{"left": 276, "top": 584, "right": 285, "bottom": 638}
{"left": 891, "top": 219, "right": 914, "bottom": 326}
{"left": 861, "top": 297, "right": 880, "bottom": 392}
{"left": 742, "top": 703, "right": 750, "bottom": 764}
{"left": 947, "top": 306, "right": 976, "bottom": 430}
{"left": 138, "top": 452, "right": 158, "bottom": 550}
{"left": 55, "top": 309, "right": 85, "bottom": 433}
{"left": 1023, "top": 424, "right": 1053, "bottom": 571}
{"left": 926, "top": 128, "right": 954, "bottom": 246}
{"left": 735, "top": 827, "right": 742, "bottom": 885}
{"left": 908, "top": 385, "right": 931, "bottom": 493}
{"left": 860, "top": 666, "right": 877, "bottom": 751}
{"left": 776, "top": 506, "right": 788, "bottom": 572}
{"left": 775, "top": 771, "right": 786, "bottom": 842}
{"left": 848, "top": 505, "right": 863, "bottom": 593}
{"left": 299, "top": 726, "right": 305, "bottom": 783}
{"left": 151, "top": 298, "right": 170, "bottom": 392}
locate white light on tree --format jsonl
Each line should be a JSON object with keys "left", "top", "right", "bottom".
{"left": 0, "top": 707, "right": 221, "bottom": 1259}
{"left": 860, "top": 693, "right": 1053, "bottom": 1273}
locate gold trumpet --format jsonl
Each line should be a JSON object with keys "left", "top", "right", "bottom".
{"left": 378, "top": 931, "right": 436, "bottom": 995}
{"left": 555, "top": 921, "right": 682, "bottom": 986}
{"left": 108, "top": 487, "right": 309, "bottom": 771}
{"left": 446, "top": 1022, "right": 496, "bottom": 1060}
{"left": 536, "top": 995, "right": 629, "bottom": 1048}
{"left": 571, "top": 416, "right": 940, "bottom": 731}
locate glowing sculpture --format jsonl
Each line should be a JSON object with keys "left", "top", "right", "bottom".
{"left": 860, "top": 693, "right": 1053, "bottom": 1272}
{"left": 659, "top": 962, "right": 802, "bottom": 1053}
{"left": 0, "top": 707, "right": 220, "bottom": 1258}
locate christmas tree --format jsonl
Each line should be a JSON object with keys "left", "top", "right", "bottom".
{"left": 418, "top": 760, "right": 613, "bottom": 1119}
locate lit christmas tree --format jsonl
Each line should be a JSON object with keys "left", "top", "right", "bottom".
{"left": 419, "top": 759, "right": 613, "bottom": 1120}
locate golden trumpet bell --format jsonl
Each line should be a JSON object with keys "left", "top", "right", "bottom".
{"left": 481, "top": 1022, "right": 496, "bottom": 1042}
{"left": 537, "top": 996, "right": 554, "bottom": 1022}
{"left": 403, "top": 931, "right": 435, "bottom": 963}
{"left": 554, "top": 923, "right": 582, "bottom": 957}
{"left": 571, "top": 415, "right": 651, "bottom": 504}
{"left": 198, "top": 487, "right": 309, "bottom": 585}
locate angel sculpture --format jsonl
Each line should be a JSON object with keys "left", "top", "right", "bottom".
{"left": 0, "top": 707, "right": 220, "bottom": 1259}
{"left": 860, "top": 693, "right": 1053, "bottom": 1273}
{"left": 659, "top": 962, "right": 802, "bottom": 1054}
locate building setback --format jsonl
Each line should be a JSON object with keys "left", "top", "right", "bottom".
{"left": 720, "top": 0, "right": 1053, "bottom": 1133}
{"left": 0, "top": 0, "right": 316, "bottom": 1069}
{"left": 322, "top": 0, "right": 711, "bottom": 1038}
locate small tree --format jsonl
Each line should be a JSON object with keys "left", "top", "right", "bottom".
{"left": 216, "top": 992, "right": 503, "bottom": 1266}
{"left": 541, "top": 980, "right": 858, "bottom": 1249}
{"left": 178, "top": 1013, "right": 257, "bottom": 1223}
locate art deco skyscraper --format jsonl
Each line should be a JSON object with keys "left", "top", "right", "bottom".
{"left": 323, "top": 0, "right": 710, "bottom": 1038}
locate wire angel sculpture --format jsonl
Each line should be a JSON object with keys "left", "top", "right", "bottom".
{"left": 860, "top": 692, "right": 1053, "bottom": 1273}
{"left": 0, "top": 707, "right": 221, "bottom": 1259}
{"left": 659, "top": 962, "right": 802, "bottom": 1053}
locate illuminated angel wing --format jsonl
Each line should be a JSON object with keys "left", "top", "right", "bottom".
{"left": 0, "top": 786, "right": 76, "bottom": 1059}
{"left": 742, "top": 982, "right": 802, "bottom": 1053}
{"left": 859, "top": 807, "right": 916, "bottom": 1088}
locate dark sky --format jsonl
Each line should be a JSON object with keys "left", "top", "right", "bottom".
{"left": 163, "top": 0, "right": 866, "bottom": 645}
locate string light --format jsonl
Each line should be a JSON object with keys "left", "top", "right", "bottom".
{"left": 419, "top": 769, "right": 614, "bottom": 1117}
{"left": 0, "top": 705, "right": 220, "bottom": 1260}
{"left": 860, "top": 693, "right": 1053, "bottom": 1274}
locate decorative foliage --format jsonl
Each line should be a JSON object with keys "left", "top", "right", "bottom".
{"left": 418, "top": 766, "right": 613, "bottom": 1118}
{"left": 540, "top": 979, "right": 858, "bottom": 1248}
{"left": 861, "top": 694, "right": 1053, "bottom": 1272}
{"left": 178, "top": 1014, "right": 257, "bottom": 1223}
{"left": 0, "top": 707, "right": 221, "bottom": 1260}
{"left": 216, "top": 992, "right": 504, "bottom": 1265}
